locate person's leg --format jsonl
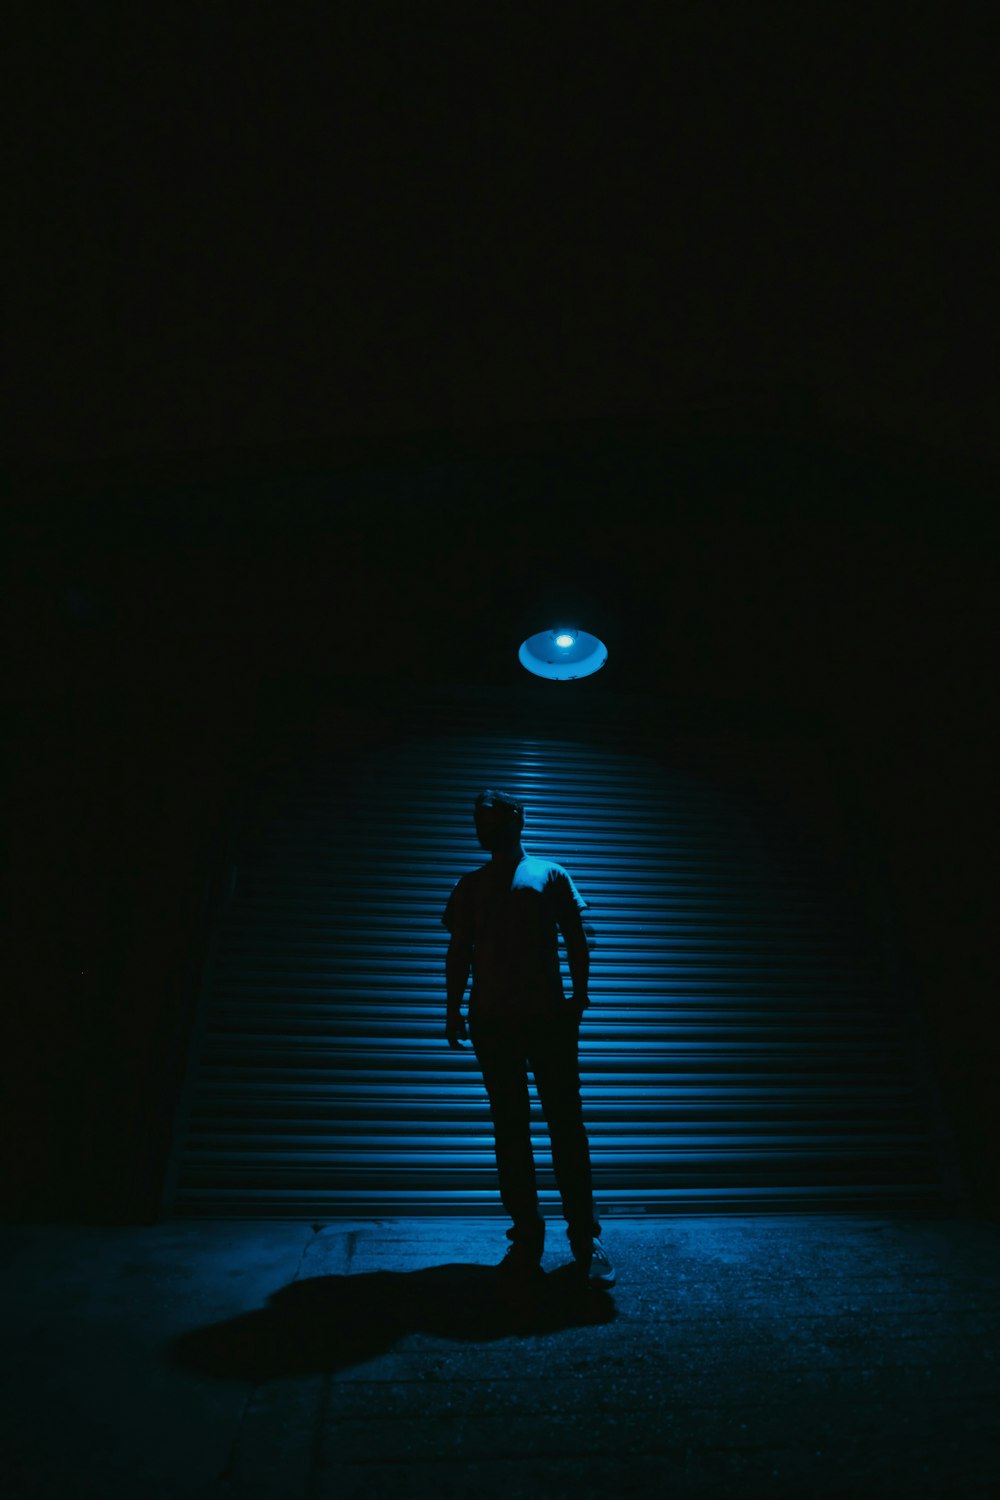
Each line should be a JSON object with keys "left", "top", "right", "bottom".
{"left": 528, "top": 1011, "right": 601, "bottom": 1245}
{"left": 470, "top": 1015, "right": 545, "bottom": 1252}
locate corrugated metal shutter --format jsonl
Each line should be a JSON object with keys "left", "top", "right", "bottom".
{"left": 165, "top": 692, "right": 948, "bottom": 1218}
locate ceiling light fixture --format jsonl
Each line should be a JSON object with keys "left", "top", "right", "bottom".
{"left": 518, "top": 625, "right": 609, "bottom": 681}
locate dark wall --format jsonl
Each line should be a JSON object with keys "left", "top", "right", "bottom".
{"left": 5, "top": 432, "right": 995, "bottom": 1221}
{"left": 6, "top": 5, "right": 997, "bottom": 1219}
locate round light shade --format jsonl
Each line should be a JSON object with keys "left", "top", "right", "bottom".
{"left": 518, "top": 626, "right": 609, "bottom": 681}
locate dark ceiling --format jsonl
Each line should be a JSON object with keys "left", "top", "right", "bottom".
{"left": 8, "top": 6, "right": 999, "bottom": 478}
{"left": 9, "top": 5, "right": 996, "bottom": 708}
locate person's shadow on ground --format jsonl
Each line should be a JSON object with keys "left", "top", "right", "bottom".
{"left": 168, "top": 1262, "right": 616, "bottom": 1383}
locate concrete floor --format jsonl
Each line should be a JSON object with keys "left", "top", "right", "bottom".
{"left": 2, "top": 1215, "right": 999, "bottom": 1499}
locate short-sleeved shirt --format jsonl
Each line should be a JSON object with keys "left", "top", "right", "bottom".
{"left": 442, "top": 855, "right": 588, "bottom": 1018}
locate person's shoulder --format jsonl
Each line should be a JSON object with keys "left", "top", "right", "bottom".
{"left": 454, "top": 863, "right": 490, "bottom": 888}
{"left": 537, "top": 859, "right": 587, "bottom": 907}
{"left": 529, "top": 857, "right": 574, "bottom": 884}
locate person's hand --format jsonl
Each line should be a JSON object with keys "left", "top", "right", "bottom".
{"left": 446, "top": 1013, "right": 469, "bottom": 1048}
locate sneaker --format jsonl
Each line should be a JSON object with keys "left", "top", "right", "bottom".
{"left": 570, "top": 1236, "right": 616, "bottom": 1289}
{"left": 497, "top": 1239, "right": 544, "bottom": 1278}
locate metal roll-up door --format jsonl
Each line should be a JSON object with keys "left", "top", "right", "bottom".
{"left": 165, "top": 707, "right": 948, "bottom": 1218}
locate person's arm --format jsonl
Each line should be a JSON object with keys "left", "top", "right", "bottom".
{"left": 559, "top": 901, "right": 592, "bottom": 1011}
{"left": 445, "top": 935, "right": 473, "bottom": 1046}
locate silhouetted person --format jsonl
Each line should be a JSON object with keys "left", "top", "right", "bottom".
{"left": 443, "top": 789, "right": 615, "bottom": 1288}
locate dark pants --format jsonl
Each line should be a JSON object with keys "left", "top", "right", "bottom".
{"left": 470, "top": 1007, "right": 601, "bottom": 1246}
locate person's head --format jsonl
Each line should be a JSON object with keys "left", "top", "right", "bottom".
{"left": 474, "top": 789, "right": 525, "bottom": 852}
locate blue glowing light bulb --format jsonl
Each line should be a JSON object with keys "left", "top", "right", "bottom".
{"left": 520, "top": 625, "right": 608, "bottom": 679}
